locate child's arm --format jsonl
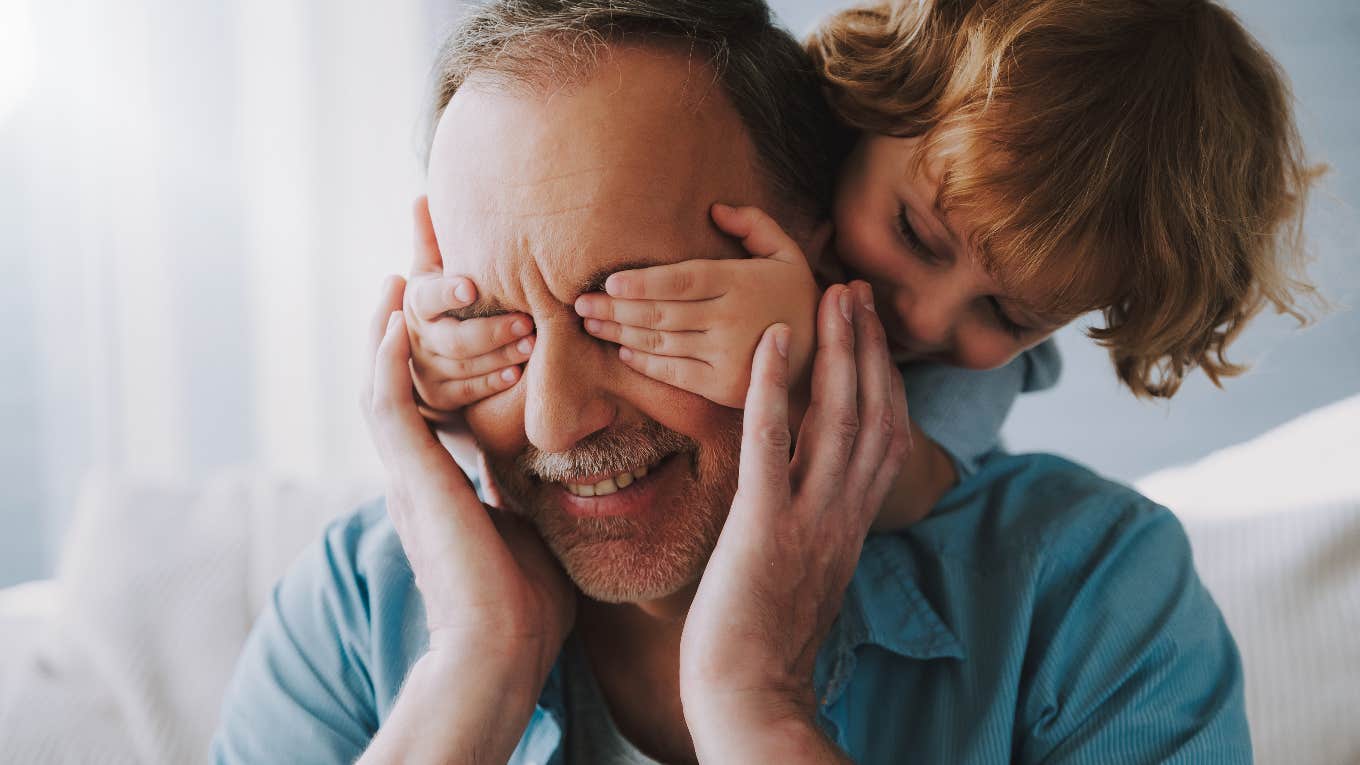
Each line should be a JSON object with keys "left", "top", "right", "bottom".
{"left": 577, "top": 203, "right": 958, "bottom": 530}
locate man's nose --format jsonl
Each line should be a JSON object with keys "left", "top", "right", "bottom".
{"left": 521, "top": 320, "right": 616, "bottom": 454}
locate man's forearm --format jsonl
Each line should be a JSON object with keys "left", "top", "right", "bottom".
{"left": 358, "top": 649, "right": 542, "bottom": 765}
{"left": 689, "top": 706, "right": 853, "bottom": 765}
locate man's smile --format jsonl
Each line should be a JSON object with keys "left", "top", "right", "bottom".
{"left": 549, "top": 453, "right": 689, "bottom": 519}
{"left": 559, "top": 456, "right": 665, "bottom": 498}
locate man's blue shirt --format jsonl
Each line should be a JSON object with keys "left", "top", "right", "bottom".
{"left": 212, "top": 452, "right": 1250, "bottom": 763}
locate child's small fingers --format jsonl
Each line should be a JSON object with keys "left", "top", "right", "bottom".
{"left": 415, "top": 363, "right": 522, "bottom": 411}
{"left": 583, "top": 318, "right": 704, "bottom": 359}
{"left": 420, "top": 334, "right": 535, "bottom": 380}
{"left": 602, "top": 260, "right": 725, "bottom": 301}
{"left": 711, "top": 203, "right": 802, "bottom": 264}
{"left": 616, "top": 346, "right": 713, "bottom": 394}
{"left": 419, "top": 312, "right": 534, "bottom": 360}
{"left": 408, "top": 275, "right": 477, "bottom": 322}
{"left": 574, "top": 295, "right": 709, "bottom": 331}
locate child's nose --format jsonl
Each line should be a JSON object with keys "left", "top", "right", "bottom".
{"left": 902, "top": 295, "right": 958, "bottom": 350}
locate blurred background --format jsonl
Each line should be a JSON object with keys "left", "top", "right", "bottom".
{"left": 1, "top": 0, "right": 1356, "bottom": 589}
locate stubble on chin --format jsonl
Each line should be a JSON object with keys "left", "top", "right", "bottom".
{"left": 484, "top": 420, "right": 741, "bottom": 604}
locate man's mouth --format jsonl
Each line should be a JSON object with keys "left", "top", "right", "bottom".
{"left": 558, "top": 456, "right": 667, "bottom": 498}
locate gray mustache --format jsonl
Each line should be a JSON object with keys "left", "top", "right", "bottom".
{"left": 517, "top": 421, "right": 696, "bottom": 482}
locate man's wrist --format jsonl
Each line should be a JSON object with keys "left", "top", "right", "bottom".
{"left": 359, "top": 644, "right": 545, "bottom": 765}
{"left": 684, "top": 690, "right": 851, "bottom": 764}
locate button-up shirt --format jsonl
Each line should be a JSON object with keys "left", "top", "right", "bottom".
{"left": 212, "top": 452, "right": 1251, "bottom": 763}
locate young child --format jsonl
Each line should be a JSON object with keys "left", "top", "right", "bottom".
{"left": 403, "top": 0, "right": 1317, "bottom": 527}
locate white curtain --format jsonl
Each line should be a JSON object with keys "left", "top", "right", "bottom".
{"left": 0, "top": 0, "right": 465, "bottom": 585}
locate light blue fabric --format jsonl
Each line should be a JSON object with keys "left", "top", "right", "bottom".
{"left": 211, "top": 451, "right": 1250, "bottom": 764}
{"left": 902, "top": 339, "right": 1062, "bottom": 476}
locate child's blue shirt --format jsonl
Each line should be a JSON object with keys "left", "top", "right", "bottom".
{"left": 901, "top": 339, "right": 1061, "bottom": 476}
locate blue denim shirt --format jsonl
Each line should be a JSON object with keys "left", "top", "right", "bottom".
{"left": 212, "top": 452, "right": 1250, "bottom": 764}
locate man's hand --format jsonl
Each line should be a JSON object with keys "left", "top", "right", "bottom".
{"left": 574, "top": 204, "right": 820, "bottom": 409}
{"left": 404, "top": 196, "right": 535, "bottom": 424}
{"left": 679, "top": 282, "right": 910, "bottom": 763}
{"left": 358, "top": 274, "right": 574, "bottom": 764}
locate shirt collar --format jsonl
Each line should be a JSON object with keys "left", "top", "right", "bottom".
{"left": 519, "top": 533, "right": 964, "bottom": 764}
{"left": 814, "top": 533, "right": 965, "bottom": 709}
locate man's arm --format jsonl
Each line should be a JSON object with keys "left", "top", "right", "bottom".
{"left": 358, "top": 648, "right": 541, "bottom": 765}
{"left": 212, "top": 514, "right": 381, "bottom": 764}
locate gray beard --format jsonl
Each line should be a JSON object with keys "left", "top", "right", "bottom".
{"left": 483, "top": 419, "right": 741, "bottom": 603}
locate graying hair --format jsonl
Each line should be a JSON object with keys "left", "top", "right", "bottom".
{"left": 425, "top": 0, "right": 851, "bottom": 224}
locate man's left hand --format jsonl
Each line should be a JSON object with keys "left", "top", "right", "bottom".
{"left": 679, "top": 281, "right": 911, "bottom": 762}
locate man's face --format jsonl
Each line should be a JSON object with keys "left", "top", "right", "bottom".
{"left": 426, "top": 47, "right": 780, "bottom": 604}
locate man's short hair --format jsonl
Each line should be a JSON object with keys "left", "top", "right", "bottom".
{"left": 426, "top": 0, "right": 851, "bottom": 227}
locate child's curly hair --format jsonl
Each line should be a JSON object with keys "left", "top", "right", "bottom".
{"left": 809, "top": 0, "right": 1321, "bottom": 397}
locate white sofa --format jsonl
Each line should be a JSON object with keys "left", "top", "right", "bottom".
{"left": 2, "top": 395, "right": 1358, "bottom": 764}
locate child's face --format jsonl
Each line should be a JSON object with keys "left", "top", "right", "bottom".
{"left": 833, "top": 134, "right": 1073, "bottom": 370}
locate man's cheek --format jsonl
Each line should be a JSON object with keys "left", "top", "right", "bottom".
{"left": 463, "top": 390, "right": 528, "bottom": 459}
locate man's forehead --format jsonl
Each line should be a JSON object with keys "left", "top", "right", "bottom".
{"left": 427, "top": 45, "right": 767, "bottom": 310}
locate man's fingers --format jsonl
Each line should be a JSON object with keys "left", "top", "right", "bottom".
{"left": 574, "top": 294, "right": 711, "bottom": 331}
{"left": 410, "top": 195, "right": 444, "bottom": 276}
{"left": 582, "top": 318, "right": 704, "bottom": 359}
{"left": 789, "top": 285, "right": 858, "bottom": 504}
{"left": 371, "top": 313, "right": 443, "bottom": 460}
{"left": 408, "top": 274, "right": 478, "bottom": 322}
{"left": 733, "top": 323, "right": 793, "bottom": 512}
{"left": 841, "top": 281, "right": 900, "bottom": 519}
{"left": 418, "top": 312, "right": 534, "bottom": 361}
{"left": 364, "top": 276, "right": 407, "bottom": 409}
{"left": 710, "top": 203, "right": 804, "bottom": 265}
{"left": 602, "top": 260, "right": 726, "bottom": 301}
{"left": 863, "top": 367, "right": 912, "bottom": 516}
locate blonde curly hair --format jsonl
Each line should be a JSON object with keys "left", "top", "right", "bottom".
{"left": 809, "top": 0, "right": 1321, "bottom": 397}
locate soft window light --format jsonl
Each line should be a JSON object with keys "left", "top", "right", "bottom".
{"left": 0, "top": 0, "right": 36, "bottom": 125}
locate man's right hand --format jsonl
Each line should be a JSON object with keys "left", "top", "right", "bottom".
{"left": 358, "top": 273, "right": 574, "bottom": 764}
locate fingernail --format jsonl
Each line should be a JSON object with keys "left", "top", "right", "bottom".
{"left": 604, "top": 275, "right": 624, "bottom": 296}
{"left": 712, "top": 203, "right": 734, "bottom": 215}
{"left": 774, "top": 325, "right": 790, "bottom": 358}
{"left": 857, "top": 282, "right": 876, "bottom": 312}
{"left": 619, "top": 347, "right": 634, "bottom": 362}
{"left": 454, "top": 280, "right": 474, "bottom": 303}
{"left": 512, "top": 318, "right": 532, "bottom": 336}
{"left": 517, "top": 336, "right": 534, "bottom": 355}
{"left": 500, "top": 367, "right": 518, "bottom": 383}
{"left": 574, "top": 296, "right": 595, "bottom": 316}
{"left": 839, "top": 287, "right": 853, "bottom": 323}
{"left": 584, "top": 318, "right": 602, "bottom": 334}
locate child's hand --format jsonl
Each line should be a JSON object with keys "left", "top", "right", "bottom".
{"left": 574, "top": 204, "right": 820, "bottom": 409}
{"left": 404, "top": 197, "right": 536, "bottom": 424}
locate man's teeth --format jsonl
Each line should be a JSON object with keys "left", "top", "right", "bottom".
{"left": 563, "top": 462, "right": 653, "bottom": 497}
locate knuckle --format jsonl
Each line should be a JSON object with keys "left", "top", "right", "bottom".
{"left": 651, "top": 359, "right": 676, "bottom": 383}
{"left": 670, "top": 269, "right": 695, "bottom": 295}
{"left": 834, "top": 411, "right": 860, "bottom": 443}
{"left": 645, "top": 303, "right": 665, "bottom": 328}
{"left": 758, "top": 423, "right": 792, "bottom": 452}
{"left": 643, "top": 330, "right": 664, "bottom": 352}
